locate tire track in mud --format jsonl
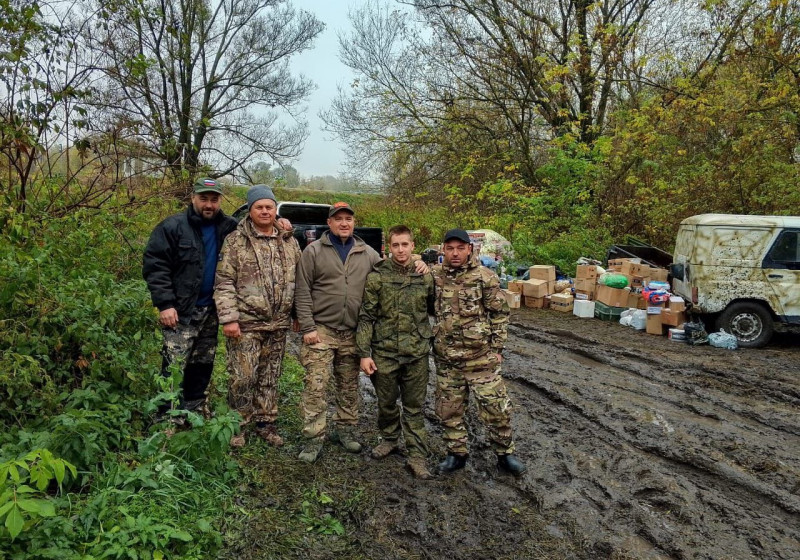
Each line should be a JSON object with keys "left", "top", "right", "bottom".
{"left": 501, "top": 318, "right": 800, "bottom": 559}
{"left": 508, "top": 322, "right": 800, "bottom": 438}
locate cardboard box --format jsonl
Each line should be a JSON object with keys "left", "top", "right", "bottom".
{"left": 669, "top": 296, "right": 686, "bottom": 312}
{"left": 647, "top": 304, "right": 665, "bottom": 315}
{"left": 627, "top": 275, "right": 646, "bottom": 290}
{"left": 575, "top": 265, "right": 599, "bottom": 279}
{"left": 595, "top": 285, "right": 629, "bottom": 308}
{"left": 529, "top": 265, "right": 556, "bottom": 282}
{"left": 660, "top": 308, "right": 686, "bottom": 327}
{"left": 521, "top": 279, "right": 553, "bottom": 298}
{"left": 551, "top": 293, "right": 574, "bottom": 312}
{"left": 626, "top": 292, "right": 647, "bottom": 310}
{"left": 649, "top": 267, "right": 669, "bottom": 282}
{"left": 621, "top": 261, "right": 648, "bottom": 278}
{"left": 551, "top": 301, "right": 574, "bottom": 313}
{"left": 523, "top": 296, "right": 548, "bottom": 309}
{"left": 551, "top": 293, "right": 573, "bottom": 304}
{"left": 507, "top": 281, "right": 524, "bottom": 294}
{"left": 501, "top": 289, "right": 521, "bottom": 309}
{"left": 607, "top": 258, "right": 632, "bottom": 272}
{"left": 646, "top": 313, "right": 665, "bottom": 335}
{"left": 573, "top": 278, "right": 597, "bottom": 295}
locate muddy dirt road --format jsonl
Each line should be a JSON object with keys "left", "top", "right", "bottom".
{"left": 230, "top": 308, "right": 799, "bottom": 560}
{"left": 346, "top": 308, "right": 800, "bottom": 560}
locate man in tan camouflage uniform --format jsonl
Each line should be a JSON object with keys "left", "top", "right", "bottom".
{"left": 214, "top": 185, "right": 301, "bottom": 447}
{"left": 357, "top": 225, "right": 435, "bottom": 479}
{"left": 431, "top": 229, "right": 526, "bottom": 476}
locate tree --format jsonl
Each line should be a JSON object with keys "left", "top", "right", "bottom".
{"left": 0, "top": 0, "right": 97, "bottom": 213}
{"left": 91, "top": 0, "right": 323, "bottom": 195}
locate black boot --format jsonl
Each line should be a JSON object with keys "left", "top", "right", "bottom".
{"left": 497, "top": 454, "right": 526, "bottom": 476}
{"left": 438, "top": 453, "right": 468, "bottom": 474}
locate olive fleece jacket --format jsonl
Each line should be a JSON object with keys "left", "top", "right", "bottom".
{"left": 295, "top": 231, "right": 381, "bottom": 334}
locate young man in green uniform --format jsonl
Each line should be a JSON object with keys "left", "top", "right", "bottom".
{"left": 356, "top": 225, "right": 435, "bottom": 479}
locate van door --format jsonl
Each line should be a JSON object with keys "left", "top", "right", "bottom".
{"left": 762, "top": 229, "right": 800, "bottom": 324}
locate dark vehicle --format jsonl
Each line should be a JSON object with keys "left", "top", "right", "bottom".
{"left": 606, "top": 237, "right": 673, "bottom": 269}
{"left": 233, "top": 201, "right": 384, "bottom": 256}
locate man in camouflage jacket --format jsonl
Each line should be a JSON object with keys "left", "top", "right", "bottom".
{"left": 356, "top": 225, "right": 435, "bottom": 479}
{"left": 431, "top": 229, "right": 526, "bottom": 476}
{"left": 214, "top": 185, "right": 301, "bottom": 447}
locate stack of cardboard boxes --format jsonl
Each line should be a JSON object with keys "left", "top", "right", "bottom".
{"left": 502, "top": 257, "right": 685, "bottom": 340}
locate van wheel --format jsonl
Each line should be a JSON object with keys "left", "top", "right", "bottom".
{"left": 717, "top": 302, "right": 774, "bottom": 348}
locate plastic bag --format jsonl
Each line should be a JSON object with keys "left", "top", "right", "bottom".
{"left": 619, "top": 309, "right": 634, "bottom": 327}
{"left": 647, "top": 281, "right": 670, "bottom": 291}
{"left": 708, "top": 329, "right": 738, "bottom": 350}
{"left": 598, "top": 273, "right": 628, "bottom": 288}
{"left": 631, "top": 309, "right": 647, "bottom": 330}
{"left": 683, "top": 320, "right": 708, "bottom": 345}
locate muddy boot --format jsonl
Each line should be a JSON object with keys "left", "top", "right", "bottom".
{"left": 438, "top": 453, "right": 468, "bottom": 474}
{"left": 497, "top": 453, "right": 526, "bottom": 477}
{"left": 298, "top": 439, "right": 324, "bottom": 463}
{"left": 406, "top": 457, "right": 433, "bottom": 480}
{"left": 370, "top": 439, "right": 400, "bottom": 460}
{"left": 332, "top": 428, "right": 362, "bottom": 453}
{"left": 255, "top": 423, "right": 284, "bottom": 447}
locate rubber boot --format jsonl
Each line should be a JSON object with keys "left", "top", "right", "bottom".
{"left": 497, "top": 453, "right": 527, "bottom": 477}
{"left": 437, "top": 453, "right": 468, "bottom": 474}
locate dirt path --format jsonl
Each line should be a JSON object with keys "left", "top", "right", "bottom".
{"left": 349, "top": 309, "right": 799, "bottom": 560}
{"left": 232, "top": 310, "right": 799, "bottom": 560}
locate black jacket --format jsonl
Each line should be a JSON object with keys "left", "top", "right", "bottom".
{"left": 142, "top": 205, "right": 237, "bottom": 324}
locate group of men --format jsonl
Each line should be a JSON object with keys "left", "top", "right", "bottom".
{"left": 143, "top": 177, "right": 526, "bottom": 479}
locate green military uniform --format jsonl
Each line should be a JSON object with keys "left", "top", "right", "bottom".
{"left": 431, "top": 255, "right": 515, "bottom": 455}
{"left": 356, "top": 258, "right": 435, "bottom": 458}
{"left": 214, "top": 217, "right": 301, "bottom": 426}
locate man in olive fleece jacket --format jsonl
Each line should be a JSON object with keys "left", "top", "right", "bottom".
{"left": 294, "top": 203, "right": 381, "bottom": 462}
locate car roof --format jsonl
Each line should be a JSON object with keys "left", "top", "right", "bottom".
{"left": 680, "top": 214, "right": 800, "bottom": 228}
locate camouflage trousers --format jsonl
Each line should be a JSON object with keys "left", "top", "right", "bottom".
{"left": 160, "top": 305, "right": 218, "bottom": 411}
{"left": 299, "top": 324, "right": 360, "bottom": 440}
{"left": 434, "top": 352, "right": 515, "bottom": 455}
{"left": 226, "top": 329, "right": 288, "bottom": 425}
{"left": 370, "top": 355, "right": 430, "bottom": 458}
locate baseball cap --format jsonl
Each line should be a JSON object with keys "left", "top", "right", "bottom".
{"left": 329, "top": 202, "right": 355, "bottom": 218}
{"left": 442, "top": 228, "right": 471, "bottom": 244}
{"left": 193, "top": 177, "right": 223, "bottom": 194}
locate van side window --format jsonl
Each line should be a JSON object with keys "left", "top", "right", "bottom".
{"left": 766, "top": 231, "right": 800, "bottom": 269}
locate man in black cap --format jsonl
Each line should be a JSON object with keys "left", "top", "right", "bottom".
{"left": 430, "top": 228, "right": 526, "bottom": 476}
{"left": 144, "top": 178, "right": 238, "bottom": 419}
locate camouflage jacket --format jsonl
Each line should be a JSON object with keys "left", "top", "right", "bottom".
{"left": 431, "top": 254, "right": 509, "bottom": 361}
{"left": 214, "top": 217, "right": 301, "bottom": 331}
{"left": 356, "top": 258, "right": 435, "bottom": 361}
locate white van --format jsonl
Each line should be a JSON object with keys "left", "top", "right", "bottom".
{"left": 670, "top": 214, "right": 800, "bottom": 347}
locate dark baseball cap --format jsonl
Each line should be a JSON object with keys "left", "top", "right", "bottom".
{"left": 442, "top": 228, "right": 471, "bottom": 244}
{"left": 193, "top": 177, "right": 223, "bottom": 194}
{"left": 329, "top": 202, "right": 355, "bottom": 218}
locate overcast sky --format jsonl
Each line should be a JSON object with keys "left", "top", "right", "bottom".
{"left": 287, "top": 0, "right": 363, "bottom": 178}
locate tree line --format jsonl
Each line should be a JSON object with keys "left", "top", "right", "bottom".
{"left": 2, "top": 0, "right": 799, "bottom": 249}
{"left": 323, "top": 0, "right": 800, "bottom": 248}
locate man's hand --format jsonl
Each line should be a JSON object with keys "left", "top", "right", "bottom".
{"left": 277, "top": 217, "right": 293, "bottom": 230}
{"left": 303, "top": 330, "right": 321, "bottom": 345}
{"left": 360, "top": 357, "right": 377, "bottom": 375}
{"left": 414, "top": 260, "right": 429, "bottom": 274}
{"left": 223, "top": 322, "right": 241, "bottom": 338}
{"left": 159, "top": 308, "right": 179, "bottom": 328}
{"left": 495, "top": 352, "right": 503, "bottom": 364}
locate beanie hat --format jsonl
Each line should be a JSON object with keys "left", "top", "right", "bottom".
{"left": 247, "top": 184, "right": 277, "bottom": 209}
